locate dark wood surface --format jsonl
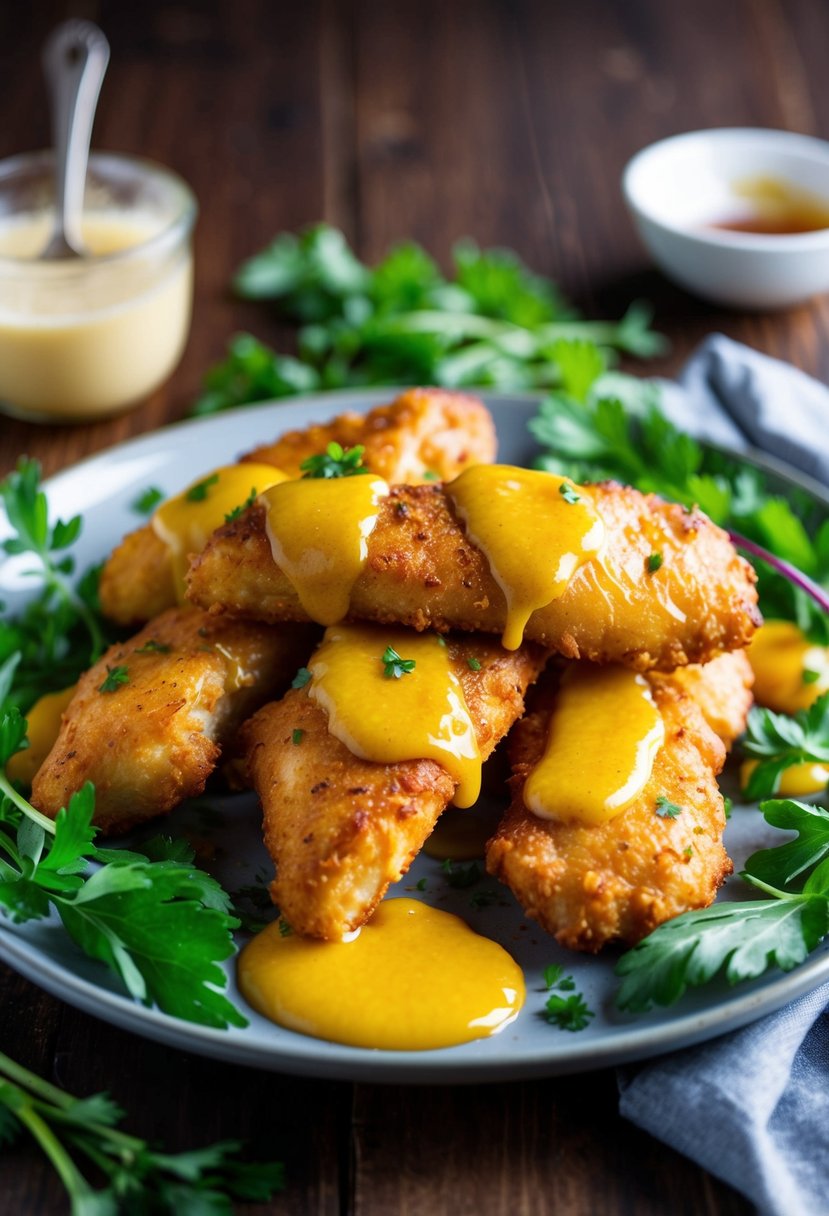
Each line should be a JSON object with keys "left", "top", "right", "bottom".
{"left": 4, "top": 0, "right": 828, "bottom": 1210}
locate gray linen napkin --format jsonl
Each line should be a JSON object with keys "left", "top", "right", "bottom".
{"left": 618, "top": 334, "right": 829, "bottom": 1216}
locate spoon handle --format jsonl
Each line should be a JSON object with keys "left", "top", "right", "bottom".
{"left": 42, "top": 20, "right": 110, "bottom": 258}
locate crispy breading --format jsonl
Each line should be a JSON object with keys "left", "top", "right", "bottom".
{"left": 243, "top": 635, "right": 547, "bottom": 939}
{"left": 188, "top": 482, "right": 760, "bottom": 671}
{"left": 98, "top": 388, "right": 496, "bottom": 627}
{"left": 485, "top": 651, "right": 754, "bottom": 952}
{"left": 243, "top": 387, "right": 496, "bottom": 482}
{"left": 31, "top": 607, "right": 317, "bottom": 834}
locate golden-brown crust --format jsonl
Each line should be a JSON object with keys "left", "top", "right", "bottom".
{"left": 243, "top": 635, "right": 548, "bottom": 939}
{"left": 98, "top": 389, "right": 496, "bottom": 627}
{"left": 31, "top": 607, "right": 317, "bottom": 834}
{"left": 485, "top": 654, "right": 753, "bottom": 953}
{"left": 188, "top": 482, "right": 760, "bottom": 671}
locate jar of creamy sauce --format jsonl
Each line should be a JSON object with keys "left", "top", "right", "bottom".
{"left": 0, "top": 151, "right": 196, "bottom": 422}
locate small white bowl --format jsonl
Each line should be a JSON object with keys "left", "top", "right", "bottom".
{"left": 622, "top": 128, "right": 829, "bottom": 309}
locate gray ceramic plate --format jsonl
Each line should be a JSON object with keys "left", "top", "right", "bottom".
{"left": 1, "top": 389, "right": 828, "bottom": 1084}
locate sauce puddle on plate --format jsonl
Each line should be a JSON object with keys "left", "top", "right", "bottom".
{"left": 238, "top": 898, "right": 525, "bottom": 1050}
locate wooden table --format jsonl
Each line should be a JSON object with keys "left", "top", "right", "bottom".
{"left": 4, "top": 1, "right": 828, "bottom": 1210}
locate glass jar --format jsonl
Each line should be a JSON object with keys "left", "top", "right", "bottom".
{"left": 0, "top": 151, "right": 197, "bottom": 422}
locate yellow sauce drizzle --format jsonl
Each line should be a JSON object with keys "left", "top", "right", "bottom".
{"left": 237, "top": 898, "right": 524, "bottom": 1050}
{"left": 261, "top": 477, "right": 389, "bottom": 625}
{"left": 741, "top": 759, "right": 829, "bottom": 797}
{"left": 748, "top": 620, "right": 829, "bottom": 716}
{"left": 6, "top": 685, "right": 77, "bottom": 785}
{"left": 308, "top": 624, "right": 482, "bottom": 806}
{"left": 524, "top": 665, "right": 665, "bottom": 826}
{"left": 153, "top": 463, "right": 286, "bottom": 599}
{"left": 446, "top": 465, "right": 604, "bottom": 649}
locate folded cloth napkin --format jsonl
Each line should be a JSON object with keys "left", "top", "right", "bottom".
{"left": 619, "top": 333, "right": 829, "bottom": 1216}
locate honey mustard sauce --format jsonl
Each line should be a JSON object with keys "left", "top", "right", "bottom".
{"left": 445, "top": 465, "right": 605, "bottom": 649}
{"left": 741, "top": 758, "right": 829, "bottom": 798}
{"left": 6, "top": 684, "right": 77, "bottom": 786}
{"left": 307, "top": 624, "right": 482, "bottom": 807}
{"left": 237, "top": 898, "right": 524, "bottom": 1050}
{"left": 261, "top": 476, "right": 389, "bottom": 625}
{"left": 153, "top": 463, "right": 287, "bottom": 599}
{"left": 524, "top": 666, "right": 665, "bottom": 826}
{"left": 747, "top": 620, "right": 829, "bottom": 715}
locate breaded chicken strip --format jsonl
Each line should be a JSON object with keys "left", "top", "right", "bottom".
{"left": 31, "top": 607, "right": 316, "bottom": 834}
{"left": 99, "top": 389, "right": 496, "bottom": 627}
{"left": 243, "top": 636, "right": 547, "bottom": 939}
{"left": 188, "top": 482, "right": 759, "bottom": 671}
{"left": 485, "top": 651, "right": 754, "bottom": 953}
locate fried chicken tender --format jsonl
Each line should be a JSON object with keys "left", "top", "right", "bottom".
{"left": 188, "top": 482, "right": 759, "bottom": 671}
{"left": 243, "top": 636, "right": 547, "bottom": 939}
{"left": 98, "top": 389, "right": 496, "bottom": 627}
{"left": 485, "top": 650, "right": 754, "bottom": 953}
{"left": 31, "top": 607, "right": 316, "bottom": 834}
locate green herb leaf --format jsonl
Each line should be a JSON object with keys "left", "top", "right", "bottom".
{"left": 134, "top": 640, "right": 171, "bottom": 655}
{"left": 225, "top": 487, "right": 258, "bottom": 522}
{"left": 544, "top": 991, "right": 595, "bottom": 1031}
{"left": 441, "top": 858, "right": 481, "bottom": 889}
{"left": 382, "top": 646, "right": 416, "bottom": 679}
{"left": 741, "top": 694, "right": 829, "bottom": 799}
{"left": 185, "top": 473, "right": 220, "bottom": 503}
{"left": 647, "top": 552, "right": 663, "bottom": 573}
{"left": 131, "top": 486, "right": 164, "bottom": 515}
{"left": 291, "top": 667, "right": 312, "bottom": 690}
{"left": 655, "top": 796, "right": 683, "bottom": 820}
{"left": 744, "top": 799, "right": 829, "bottom": 889}
{"left": 300, "top": 442, "right": 369, "bottom": 479}
{"left": 558, "top": 481, "right": 581, "bottom": 504}
{"left": 98, "top": 665, "right": 129, "bottom": 694}
{"left": 466, "top": 656, "right": 482, "bottom": 671}
{"left": 292, "top": 729, "right": 304, "bottom": 745}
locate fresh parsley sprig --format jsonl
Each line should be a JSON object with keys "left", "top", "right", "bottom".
{"left": 381, "top": 646, "right": 416, "bottom": 679}
{"left": 0, "top": 708, "right": 246, "bottom": 1030}
{"left": 191, "top": 225, "right": 665, "bottom": 416}
{"left": 0, "top": 1050, "right": 284, "bottom": 1214}
{"left": 0, "top": 460, "right": 119, "bottom": 713}
{"left": 300, "top": 442, "right": 369, "bottom": 479}
{"left": 615, "top": 798, "right": 829, "bottom": 1012}
{"left": 740, "top": 694, "right": 829, "bottom": 799}
{"left": 542, "top": 964, "right": 594, "bottom": 1031}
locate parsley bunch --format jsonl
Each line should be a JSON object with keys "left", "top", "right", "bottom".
{"left": 0, "top": 703, "right": 245, "bottom": 1030}
{"left": 0, "top": 1050, "right": 283, "bottom": 1214}
{"left": 0, "top": 459, "right": 118, "bottom": 713}
{"left": 615, "top": 798, "right": 829, "bottom": 1011}
{"left": 191, "top": 225, "right": 665, "bottom": 415}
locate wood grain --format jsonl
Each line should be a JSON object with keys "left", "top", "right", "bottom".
{"left": 5, "top": 0, "right": 827, "bottom": 1210}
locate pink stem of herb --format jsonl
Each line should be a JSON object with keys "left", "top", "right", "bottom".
{"left": 729, "top": 530, "right": 829, "bottom": 616}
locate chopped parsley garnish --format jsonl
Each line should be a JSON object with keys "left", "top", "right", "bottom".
{"left": 803, "top": 668, "right": 822, "bottom": 685}
{"left": 185, "top": 473, "right": 220, "bottom": 502}
{"left": 98, "top": 665, "right": 129, "bottom": 693}
{"left": 225, "top": 487, "right": 258, "bottom": 522}
{"left": 422, "top": 469, "right": 440, "bottom": 482}
{"left": 278, "top": 919, "right": 293, "bottom": 937}
{"left": 683, "top": 846, "right": 694, "bottom": 861}
{"left": 441, "top": 858, "right": 481, "bottom": 889}
{"left": 382, "top": 646, "right": 416, "bottom": 679}
{"left": 558, "top": 481, "right": 581, "bottom": 505}
{"left": 415, "top": 877, "right": 427, "bottom": 892}
{"left": 300, "top": 442, "right": 369, "bottom": 479}
{"left": 131, "top": 486, "right": 164, "bottom": 515}
{"left": 134, "top": 640, "right": 171, "bottom": 655}
{"left": 291, "top": 667, "right": 312, "bottom": 689}
{"left": 469, "top": 887, "right": 498, "bottom": 908}
{"left": 647, "top": 552, "right": 663, "bottom": 573}
{"left": 395, "top": 501, "right": 409, "bottom": 516}
{"left": 655, "top": 796, "right": 683, "bottom": 819}
{"left": 545, "top": 991, "right": 595, "bottom": 1032}
{"left": 292, "top": 729, "right": 304, "bottom": 745}
{"left": 466, "top": 656, "right": 482, "bottom": 671}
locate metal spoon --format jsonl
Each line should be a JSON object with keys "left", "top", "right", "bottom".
{"left": 40, "top": 19, "right": 110, "bottom": 259}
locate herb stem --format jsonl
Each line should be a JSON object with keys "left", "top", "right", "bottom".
{"left": 13, "top": 1100, "right": 94, "bottom": 1205}
{"left": 0, "top": 771, "right": 56, "bottom": 835}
